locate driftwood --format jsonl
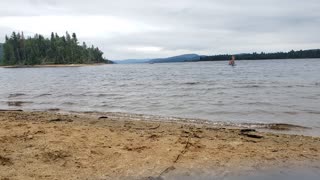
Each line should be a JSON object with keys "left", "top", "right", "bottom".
{"left": 240, "top": 129, "right": 256, "bottom": 133}
{"left": 49, "top": 118, "right": 73, "bottom": 122}
{"left": 239, "top": 129, "right": 263, "bottom": 139}
{"left": 98, "top": 116, "right": 109, "bottom": 119}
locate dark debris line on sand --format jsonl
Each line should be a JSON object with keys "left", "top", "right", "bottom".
{"left": 239, "top": 129, "right": 264, "bottom": 139}
{"left": 147, "top": 130, "right": 196, "bottom": 179}
{"left": 149, "top": 128, "right": 265, "bottom": 179}
{"left": 48, "top": 118, "right": 73, "bottom": 122}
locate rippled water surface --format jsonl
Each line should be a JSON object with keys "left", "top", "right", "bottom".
{"left": 1, "top": 59, "right": 320, "bottom": 134}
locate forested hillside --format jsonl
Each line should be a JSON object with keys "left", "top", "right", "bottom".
{"left": 0, "top": 43, "right": 3, "bottom": 63}
{"left": 201, "top": 49, "right": 320, "bottom": 61}
{"left": 1, "top": 32, "right": 108, "bottom": 65}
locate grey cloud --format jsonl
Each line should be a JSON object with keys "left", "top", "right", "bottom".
{"left": 1, "top": 0, "right": 320, "bottom": 59}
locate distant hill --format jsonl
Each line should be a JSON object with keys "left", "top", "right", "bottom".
{"left": 114, "top": 59, "right": 151, "bottom": 64}
{"left": 114, "top": 54, "right": 201, "bottom": 64}
{"left": 148, "top": 54, "right": 200, "bottom": 63}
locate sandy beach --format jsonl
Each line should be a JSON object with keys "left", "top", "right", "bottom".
{"left": 0, "top": 110, "right": 319, "bottom": 179}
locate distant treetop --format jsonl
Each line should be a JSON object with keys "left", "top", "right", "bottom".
{"left": 1, "top": 31, "right": 109, "bottom": 65}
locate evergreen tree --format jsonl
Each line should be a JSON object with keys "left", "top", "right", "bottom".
{"left": 1, "top": 31, "right": 108, "bottom": 65}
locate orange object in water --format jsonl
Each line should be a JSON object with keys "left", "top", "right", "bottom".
{"left": 229, "top": 55, "right": 236, "bottom": 66}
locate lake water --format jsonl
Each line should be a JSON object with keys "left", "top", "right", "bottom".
{"left": 1, "top": 59, "right": 320, "bottom": 135}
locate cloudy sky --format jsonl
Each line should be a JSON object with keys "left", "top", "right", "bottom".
{"left": 0, "top": 0, "right": 319, "bottom": 60}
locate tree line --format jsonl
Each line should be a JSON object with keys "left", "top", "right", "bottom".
{"left": 0, "top": 43, "right": 3, "bottom": 62}
{"left": 1, "top": 31, "right": 109, "bottom": 65}
{"left": 200, "top": 49, "right": 320, "bottom": 61}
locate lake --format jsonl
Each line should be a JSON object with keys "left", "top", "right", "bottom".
{"left": 1, "top": 59, "right": 320, "bottom": 135}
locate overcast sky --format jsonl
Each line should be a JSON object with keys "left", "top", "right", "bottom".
{"left": 0, "top": 0, "right": 320, "bottom": 60}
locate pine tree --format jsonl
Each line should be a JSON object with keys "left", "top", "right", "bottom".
{"left": 1, "top": 31, "right": 108, "bottom": 65}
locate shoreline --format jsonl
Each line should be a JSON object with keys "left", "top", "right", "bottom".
{"left": 1, "top": 108, "right": 317, "bottom": 136}
{"left": 0, "top": 63, "right": 108, "bottom": 68}
{"left": 0, "top": 110, "right": 319, "bottom": 179}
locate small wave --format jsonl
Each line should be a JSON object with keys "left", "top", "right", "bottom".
{"left": 96, "top": 94, "right": 108, "bottom": 97}
{"left": 7, "top": 101, "right": 32, "bottom": 107}
{"left": 296, "top": 85, "right": 310, "bottom": 88}
{"left": 46, "top": 108, "right": 60, "bottom": 112}
{"left": 57, "top": 93, "right": 87, "bottom": 97}
{"left": 205, "top": 87, "right": 228, "bottom": 90}
{"left": 301, "top": 96, "right": 318, "bottom": 100}
{"left": 183, "top": 82, "right": 200, "bottom": 85}
{"left": 305, "top": 110, "right": 320, "bottom": 115}
{"left": 37, "top": 93, "right": 52, "bottom": 97}
{"left": 265, "top": 123, "right": 311, "bottom": 130}
{"left": 112, "top": 96, "right": 125, "bottom": 100}
{"left": 57, "top": 93, "right": 75, "bottom": 97}
{"left": 8, "top": 93, "right": 26, "bottom": 98}
{"left": 208, "top": 111, "right": 250, "bottom": 115}
{"left": 246, "top": 102, "right": 273, "bottom": 106}
{"left": 96, "top": 93, "right": 120, "bottom": 97}
{"left": 118, "top": 84, "right": 128, "bottom": 87}
{"left": 62, "top": 102, "right": 76, "bottom": 105}
{"left": 241, "top": 123, "right": 311, "bottom": 131}
{"left": 284, "top": 85, "right": 309, "bottom": 88}
{"left": 245, "top": 85, "right": 261, "bottom": 88}
{"left": 235, "top": 85, "right": 262, "bottom": 89}
{"left": 134, "top": 83, "right": 146, "bottom": 86}
{"left": 216, "top": 92, "right": 226, "bottom": 95}
{"left": 284, "top": 111, "right": 299, "bottom": 115}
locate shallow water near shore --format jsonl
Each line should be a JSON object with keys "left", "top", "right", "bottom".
{"left": 0, "top": 59, "right": 320, "bottom": 135}
{"left": 166, "top": 168, "right": 320, "bottom": 180}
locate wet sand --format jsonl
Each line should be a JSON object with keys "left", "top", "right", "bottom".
{"left": 0, "top": 111, "right": 319, "bottom": 179}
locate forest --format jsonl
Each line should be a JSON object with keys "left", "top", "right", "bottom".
{"left": 0, "top": 32, "right": 109, "bottom": 65}
{"left": 200, "top": 49, "right": 320, "bottom": 61}
{"left": 0, "top": 44, "right": 3, "bottom": 61}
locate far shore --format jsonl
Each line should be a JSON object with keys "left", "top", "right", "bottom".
{"left": 0, "top": 110, "right": 319, "bottom": 179}
{"left": 0, "top": 63, "right": 108, "bottom": 68}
